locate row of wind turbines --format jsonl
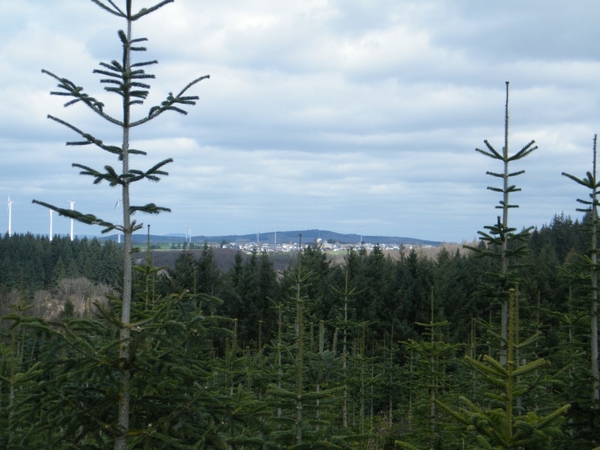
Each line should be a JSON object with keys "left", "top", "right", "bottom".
{"left": 7, "top": 196, "right": 75, "bottom": 241}
{"left": 6, "top": 196, "right": 123, "bottom": 243}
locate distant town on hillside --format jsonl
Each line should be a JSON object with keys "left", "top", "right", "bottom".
{"left": 98, "top": 229, "right": 442, "bottom": 252}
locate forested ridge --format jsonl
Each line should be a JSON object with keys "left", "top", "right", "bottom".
{"left": 0, "top": 212, "right": 598, "bottom": 448}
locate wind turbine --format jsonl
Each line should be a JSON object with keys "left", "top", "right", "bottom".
{"left": 7, "top": 196, "right": 13, "bottom": 237}
{"left": 49, "top": 209, "right": 53, "bottom": 241}
{"left": 68, "top": 200, "right": 75, "bottom": 241}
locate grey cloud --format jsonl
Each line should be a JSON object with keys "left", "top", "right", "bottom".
{"left": 425, "top": 0, "right": 600, "bottom": 62}
{"left": 1, "top": 0, "right": 599, "bottom": 243}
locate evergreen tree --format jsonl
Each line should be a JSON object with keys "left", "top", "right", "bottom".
{"left": 196, "top": 243, "right": 221, "bottom": 296}
{"left": 222, "top": 250, "right": 280, "bottom": 348}
{"left": 465, "top": 82, "right": 536, "bottom": 365}
{"left": 0, "top": 308, "right": 45, "bottom": 448}
{"left": 267, "top": 239, "right": 351, "bottom": 448}
{"left": 435, "top": 289, "right": 569, "bottom": 450}
{"left": 529, "top": 214, "right": 587, "bottom": 264}
{"left": 562, "top": 134, "right": 600, "bottom": 442}
{"left": 168, "top": 250, "right": 198, "bottom": 293}
{"left": 31, "top": 1, "right": 209, "bottom": 448}
{"left": 434, "top": 248, "right": 490, "bottom": 343}
{"left": 395, "top": 286, "right": 465, "bottom": 450}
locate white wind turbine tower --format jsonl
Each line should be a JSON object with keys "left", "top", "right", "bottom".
{"left": 68, "top": 200, "right": 75, "bottom": 241}
{"left": 49, "top": 209, "right": 53, "bottom": 241}
{"left": 7, "top": 196, "right": 13, "bottom": 237}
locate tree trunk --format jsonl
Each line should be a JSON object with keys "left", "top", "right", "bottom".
{"left": 114, "top": 7, "right": 133, "bottom": 450}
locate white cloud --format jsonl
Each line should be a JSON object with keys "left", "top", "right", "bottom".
{"left": 1, "top": 0, "right": 599, "bottom": 242}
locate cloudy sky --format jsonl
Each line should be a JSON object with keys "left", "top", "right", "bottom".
{"left": 1, "top": 0, "right": 600, "bottom": 243}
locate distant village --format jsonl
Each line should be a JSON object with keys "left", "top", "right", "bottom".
{"left": 172, "top": 238, "right": 436, "bottom": 254}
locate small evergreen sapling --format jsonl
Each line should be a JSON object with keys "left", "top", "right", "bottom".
{"left": 396, "top": 288, "right": 461, "bottom": 450}
{"left": 435, "top": 288, "right": 569, "bottom": 449}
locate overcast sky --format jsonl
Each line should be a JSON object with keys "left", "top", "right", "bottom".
{"left": 1, "top": 0, "right": 600, "bottom": 243}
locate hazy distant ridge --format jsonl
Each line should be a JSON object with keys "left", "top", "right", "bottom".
{"left": 107, "top": 229, "right": 442, "bottom": 247}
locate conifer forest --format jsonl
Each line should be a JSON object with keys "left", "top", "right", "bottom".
{"left": 2, "top": 1, "right": 600, "bottom": 449}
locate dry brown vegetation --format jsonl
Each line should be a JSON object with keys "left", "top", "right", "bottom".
{"left": 3, "top": 278, "right": 115, "bottom": 321}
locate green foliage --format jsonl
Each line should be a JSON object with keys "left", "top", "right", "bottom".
{"left": 529, "top": 214, "right": 588, "bottom": 263}
{"left": 0, "top": 258, "right": 240, "bottom": 448}
{"left": 560, "top": 134, "right": 600, "bottom": 446}
{"left": 216, "top": 250, "right": 282, "bottom": 349}
{"left": 1, "top": 224, "right": 599, "bottom": 447}
{"left": 395, "top": 288, "right": 463, "bottom": 449}
{"left": 0, "top": 234, "right": 122, "bottom": 294}
{"left": 436, "top": 289, "right": 569, "bottom": 449}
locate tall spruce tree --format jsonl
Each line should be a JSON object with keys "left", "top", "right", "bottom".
{"left": 562, "top": 135, "right": 600, "bottom": 432}
{"left": 32, "top": 1, "right": 209, "bottom": 448}
{"left": 466, "top": 82, "right": 536, "bottom": 364}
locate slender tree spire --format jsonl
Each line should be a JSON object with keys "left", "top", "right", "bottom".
{"left": 465, "top": 81, "right": 536, "bottom": 365}
{"left": 500, "top": 82, "right": 511, "bottom": 359}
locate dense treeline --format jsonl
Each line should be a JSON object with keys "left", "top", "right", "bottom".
{"left": 1, "top": 213, "right": 595, "bottom": 448}
{"left": 155, "top": 212, "right": 589, "bottom": 351}
{"left": 0, "top": 233, "right": 122, "bottom": 293}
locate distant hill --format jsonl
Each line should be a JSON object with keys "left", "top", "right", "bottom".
{"left": 99, "top": 229, "right": 442, "bottom": 247}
